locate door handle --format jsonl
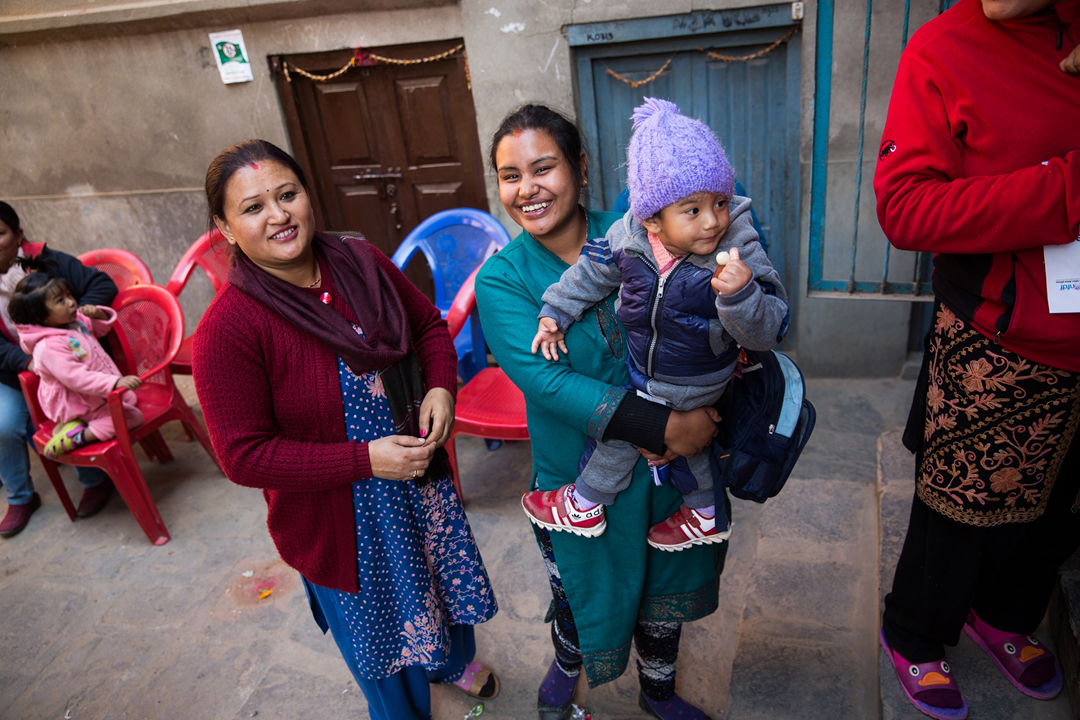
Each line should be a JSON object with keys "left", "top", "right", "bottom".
{"left": 353, "top": 172, "right": 404, "bottom": 180}
{"left": 354, "top": 167, "right": 404, "bottom": 181}
{"left": 390, "top": 201, "right": 401, "bottom": 231}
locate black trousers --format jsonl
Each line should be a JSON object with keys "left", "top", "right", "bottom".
{"left": 882, "top": 435, "right": 1080, "bottom": 663}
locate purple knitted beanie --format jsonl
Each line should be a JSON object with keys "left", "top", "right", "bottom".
{"left": 627, "top": 98, "right": 735, "bottom": 222}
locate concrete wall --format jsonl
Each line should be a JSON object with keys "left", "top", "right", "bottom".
{"left": 0, "top": 0, "right": 943, "bottom": 375}
{"left": 0, "top": 3, "right": 462, "bottom": 329}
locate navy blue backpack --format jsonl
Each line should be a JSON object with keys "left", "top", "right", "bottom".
{"left": 712, "top": 349, "right": 816, "bottom": 503}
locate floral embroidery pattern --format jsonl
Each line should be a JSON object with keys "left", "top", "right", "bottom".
{"left": 917, "top": 307, "right": 1080, "bottom": 527}
{"left": 595, "top": 299, "right": 625, "bottom": 361}
{"left": 364, "top": 371, "right": 385, "bottom": 398}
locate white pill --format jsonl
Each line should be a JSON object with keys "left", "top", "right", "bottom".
{"left": 715, "top": 251, "right": 730, "bottom": 266}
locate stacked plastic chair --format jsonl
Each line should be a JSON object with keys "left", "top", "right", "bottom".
{"left": 442, "top": 266, "right": 529, "bottom": 500}
{"left": 77, "top": 248, "right": 154, "bottom": 290}
{"left": 390, "top": 209, "right": 510, "bottom": 384}
{"left": 163, "top": 229, "right": 231, "bottom": 376}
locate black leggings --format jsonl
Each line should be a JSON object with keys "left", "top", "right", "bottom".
{"left": 537, "top": 528, "right": 681, "bottom": 701}
{"left": 883, "top": 434, "right": 1080, "bottom": 662}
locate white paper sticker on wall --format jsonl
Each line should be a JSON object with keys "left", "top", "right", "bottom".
{"left": 1045, "top": 239, "right": 1080, "bottom": 314}
{"left": 209, "top": 30, "right": 254, "bottom": 84}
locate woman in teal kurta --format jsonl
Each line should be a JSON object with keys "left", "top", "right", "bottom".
{"left": 476, "top": 104, "right": 727, "bottom": 720}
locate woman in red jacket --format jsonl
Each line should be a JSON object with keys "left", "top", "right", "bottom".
{"left": 192, "top": 140, "right": 498, "bottom": 720}
{"left": 874, "top": 1, "right": 1080, "bottom": 718}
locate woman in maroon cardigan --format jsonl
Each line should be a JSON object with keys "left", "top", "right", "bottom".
{"left": 192, "top": 140, "right": 498, "bottom": 720}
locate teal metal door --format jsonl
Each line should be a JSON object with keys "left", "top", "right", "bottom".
{"left": 572, "top": 5, "right": 802, "bottom": 343}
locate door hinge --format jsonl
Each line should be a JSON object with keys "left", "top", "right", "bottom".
{"left": 792, "top": 2, "right": 804, "bottom": 21}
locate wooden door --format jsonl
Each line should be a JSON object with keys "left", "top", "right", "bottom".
{"left": 271, "top": 40, "right": 488, "bottom": 290}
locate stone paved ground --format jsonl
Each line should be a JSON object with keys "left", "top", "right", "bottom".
{"left": 2, "top": 378, "right": 1073, "bottom": 719}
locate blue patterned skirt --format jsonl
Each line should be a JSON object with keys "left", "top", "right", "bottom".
{"left": 303, "top": 349, "right": 497, "bottom": 681}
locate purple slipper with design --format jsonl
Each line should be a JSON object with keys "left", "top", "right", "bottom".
{"left": 963, "top": 610, "right": 1062, "bottom": 700}
{"left": 880, "top": 628, "right": 968, "bottom": 720}
{"left": 638, "top": 691, "right": 712, "bottom": 720}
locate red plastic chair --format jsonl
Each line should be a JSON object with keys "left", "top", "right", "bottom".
{"left": 78, "top": 248, "right": 154, "bottom": 290}
{"left": 164, "top": 229, "right": 231, "bottom": 376}
{"left": 444, "top": 266, "right": 530, "bottom": 500}
{"left": 19, "top": 284, "right": 221, "bottom": 545}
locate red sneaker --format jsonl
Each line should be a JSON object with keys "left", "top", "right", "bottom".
{"left": 647, "top": 504, "right": 731, "bottom": 552}
{"left": 521, "top": 484, "right": 607, "bottom": 537}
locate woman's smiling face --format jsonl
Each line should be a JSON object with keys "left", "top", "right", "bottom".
{"left": 214, "top": 160, "right": 316, "bottom": 275}
{"left": 495, "top": 129, "right": 586, "bottom": 241}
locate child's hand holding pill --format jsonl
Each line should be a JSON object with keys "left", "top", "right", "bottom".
{"left": 711, "top": 246, "right": 753, "bottom": 296}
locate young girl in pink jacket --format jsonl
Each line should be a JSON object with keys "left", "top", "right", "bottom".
{"left": 10, "top": 271, "right": 142, "bottom": 458}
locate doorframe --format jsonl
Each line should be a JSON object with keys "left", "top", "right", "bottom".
{"left": 268, "top": 38, "right": 482, "bottom": 232}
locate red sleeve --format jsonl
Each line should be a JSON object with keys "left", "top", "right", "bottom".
{"left": 370, "top": 249, "right": 458, "bottom": 397}
{"left": 192, "top": 291, "right": 373, "bottom": 492}
{"left": 873, "top": 53, "right": 1080, "bottom": 254}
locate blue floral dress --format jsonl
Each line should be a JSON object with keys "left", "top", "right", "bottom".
{"left": 302, "top": 332, "right": 497, "bottom": 681}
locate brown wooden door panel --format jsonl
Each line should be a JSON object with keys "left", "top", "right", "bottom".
{"left": 394, "top": 75, "right": 457, "bottom": 166}
{"left": 412, "top": 182, "right": 464, "bottom": 220}
{"left": 272, "top": 40, "right": 488, "bottom": 302}
{"left": 313, "top": 83, "right": 379, "bottom": 165}
{"left": 338, "top": 185, "right": 395, "bottom": 256}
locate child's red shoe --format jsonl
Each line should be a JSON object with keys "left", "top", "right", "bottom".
{"left": 521, "top": 484, "right": 607, "bottom": 537}
{"left": 647, "top": 504, "right": 731, "bottom": 552}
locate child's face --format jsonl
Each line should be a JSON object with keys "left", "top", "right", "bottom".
{"left": 642, "top": 192, "right": 731, "bottom": 257}
{"left": 44, "top": 286, "right": 78, "bottom": 327}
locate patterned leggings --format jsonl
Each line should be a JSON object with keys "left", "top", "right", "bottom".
{"left": 537, "top": 528, "right": 681, "bottom": 701}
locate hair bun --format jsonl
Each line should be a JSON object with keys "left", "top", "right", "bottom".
{"left": 15, "top": 252, "right": 50, "bottom": 274}
{"left": 631, "top": 97, "right": 679, "bottom": 130}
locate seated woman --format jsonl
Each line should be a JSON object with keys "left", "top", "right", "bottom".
{"left": 476, "top": 105, "right": 727, "bottom": 720}
{"left": 0, "top": 201, "right": 117, "bottom": 536}
{"left": 192, "top": 140, "right": 498, "bottom": 720}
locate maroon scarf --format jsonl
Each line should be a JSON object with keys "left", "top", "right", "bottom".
{"left": 228, "top": 232, "right": 448, "bottom": 485}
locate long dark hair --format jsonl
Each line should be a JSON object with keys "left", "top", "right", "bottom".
{"left": 0, "top": 201, "right": 21, "bottom": 234}
{"left": 205, "top": 139, "right": 310, "bottom": 224}
{"left": 489, "top": 104, "right": 589, "bottom": 191}
{"left": 9, "top": 271, "right": 70, "bottom": 327}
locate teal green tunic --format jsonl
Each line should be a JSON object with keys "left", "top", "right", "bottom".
{"left": 475, "top": 208, "right": 726, "bottom": 687}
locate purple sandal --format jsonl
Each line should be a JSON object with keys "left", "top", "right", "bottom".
{"left": 963, "top": 611, "right": 1062, "bottom": 700}
{"left": 880, "top": 629, "right": 968, "bottom": 720}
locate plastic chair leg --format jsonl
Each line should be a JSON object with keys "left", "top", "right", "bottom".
{"left": 174, "top": 399, "right": 222, "bottom": 472}
{"left": 39, "top": 455, "right": 77, "bottom": 521}
{"left": 445, "top": 434, "right": 463, "bottom": 502}
{"left": 103, "top": 453, "right": 170, "bottom": 546}
{"left": 140, "top": 430, "right": 175, "bottom": 464}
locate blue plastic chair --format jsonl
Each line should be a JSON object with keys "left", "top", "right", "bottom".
{"left": 391, "top": 209, "right": 511, "bottom": 384}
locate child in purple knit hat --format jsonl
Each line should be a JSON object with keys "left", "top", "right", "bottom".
{"left": 521, "top": 98, "right": 789, "bottom": 551}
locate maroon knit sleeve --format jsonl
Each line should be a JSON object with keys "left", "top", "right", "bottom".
{"left": 192, "top": 289, "right": 372, "bottom": 491}
{"left": 370, "top": 249, "right": 458, "bottom": 397}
